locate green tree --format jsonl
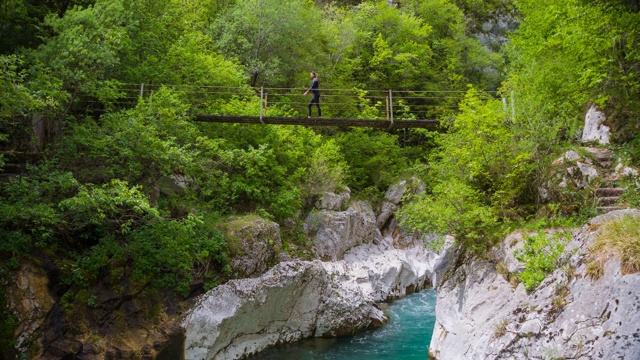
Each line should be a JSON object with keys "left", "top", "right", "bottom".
{"left": 211, "top": 0, "right": 325, "bottom": 87}
{"left": 401, "top": 0, "right": 505, "bottom": 90}
{"left": 399, "top": 89, "right": 532, "bottom": 250}
{"left": 343, "top": 1, "right": 433, "bottom": 91}
{"left": 0, "top": 0, "right": 96, "bottom": 53}
{"left": 334, "top": 128, "right": 408, "bottom": 193}
{"left": 32, "top": 0, "right": 133, "bottom": 102}
{"left": 506, "top": 0, "right": 640, "bottom": 142}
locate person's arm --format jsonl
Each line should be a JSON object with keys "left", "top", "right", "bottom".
{"left": 304, "top": 78, "right": 317, "bottom": 95}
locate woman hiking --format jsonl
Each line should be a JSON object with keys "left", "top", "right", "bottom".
{"left": 303, "top": 71, "right": 321, "bottom": 118}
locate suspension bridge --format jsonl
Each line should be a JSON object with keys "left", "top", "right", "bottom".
{"left": 111, "top": 84, "right": 497, "bottom": 130}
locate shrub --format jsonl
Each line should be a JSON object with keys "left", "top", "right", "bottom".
{"left": 515, "top": 231, "right": 570, "bottom": 292}
{"left": 398, "top": 179, "right": 498, "bottom": 252}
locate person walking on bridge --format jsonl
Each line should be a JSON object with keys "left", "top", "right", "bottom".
{"left": 304, "top": 71, "right": 321, "bottom": 118}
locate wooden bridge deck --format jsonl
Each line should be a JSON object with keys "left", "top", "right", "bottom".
{"left": 194, "top": 114, "right": 441, "bottom": 129}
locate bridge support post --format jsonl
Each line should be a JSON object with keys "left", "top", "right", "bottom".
{"left": 259, "top": 87, "right": 265, "bottom": 125}
{"left": 388, "top": 89, "right": 394, "bottom": 130}
{"left": 386, "top": 96, "right": 390, "bottom": 120}
{"left": 510, "top": 90, "right": 516, "bottom": 123}
{"left": 140, "top": 83, "right": 144, "bottom": 98}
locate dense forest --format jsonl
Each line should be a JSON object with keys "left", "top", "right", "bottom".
{"left": 1, "top": 0, "right": 639, "bottom": 357}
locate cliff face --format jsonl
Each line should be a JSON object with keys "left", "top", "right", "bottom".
{"left": 429, "top": 209, "right": 640, "bottom": 359}
{"left": 182, "top": 182, "right": 453, "bottom": 359}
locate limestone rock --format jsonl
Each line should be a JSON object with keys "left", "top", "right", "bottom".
{"left": 376, "top": 201, "right": 397, "bottom": 229}
{"left": 427, "top": 236, "right": 456, "bottom": 287}
{"left": 225, "top": 217, "right": 283, "bottom": 278}
{"left": 552, "top": 150, "right": 581, "bottom": 165}
{"left": 384, "top": 177, "right": 425, "bottom": 205}
{"left": 315, "top": 187, "right": 351, "bottom": 211}
{"left": 183, "top": 261, "right": 380, "bottom": 360}
{"left": 430, "top": 210, "right": 640, "bottom": 359}
{"left": 582, "top": 105, "right": 610, "bottom": 144}
{"left": 157, "top": 174, "right": 190, "bottom": 196}
{"left": 490, "top": 232, "right": 525, "bottom": 273}
{"left": 385, "top": 180, "right": 408, "bottom": 205}
{"left": 615, "top": 163, "right": 639, "bottom": 179}
{"left": 6, "top": 263, "right": 56, "bottom": 355}
{"left": 551, "top": 150, "right": 601, "bottom": 190}
{"left": 304, "top": 200, "right": 382, "bottom": 261}
{"left": 183, "top": 237, "right": 446, "bottom": 360}
{"left": 572, "top": 161, "right": 600, "bottom": 188}
{"left": 590, "top": 208, "right": 640, "bottom": 225}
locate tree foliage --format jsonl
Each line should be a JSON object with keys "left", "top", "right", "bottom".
{"left": 4, "top": 3, "right": 640, "bottom": 352}
{"left": 506, "top": 0, "right": 640, "bottom": 140}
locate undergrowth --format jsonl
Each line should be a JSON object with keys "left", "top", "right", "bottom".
{"left": 588, "top": 214, "right": 640, "bottom": 277}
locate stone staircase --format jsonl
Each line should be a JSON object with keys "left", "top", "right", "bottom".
{"left": 586, "top": 147, "right": 626, "bottom": 213}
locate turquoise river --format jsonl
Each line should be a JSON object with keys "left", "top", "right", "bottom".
{"left": 251, "top": 290, "right": 437, "bottom": 360}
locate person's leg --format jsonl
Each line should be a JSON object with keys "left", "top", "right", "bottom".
{"left": 313, "top": 95, "right": 321, "bottom": 117}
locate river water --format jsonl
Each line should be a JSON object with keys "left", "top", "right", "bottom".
{"left": 251, "top": 290, "right": 437, "bottom": 360}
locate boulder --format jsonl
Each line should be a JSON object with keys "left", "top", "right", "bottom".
{"left": 615, "top": 163, "right": 639, "bottom": 179}
{"left": 182, "top": 261, "right": 384, "bottom": 360}
{"left": 224, "top": 216, "right": 283, "bottom": 278}
{"left": 384, "top": 177, "right": 425, "bottom": 205}
{"left": 582, "top": 105, "right": 610, "bottom": 144}
{"left": 551, "top": 150, "right": 601, "bottom": 190}
{"left": 6, "top": 263, "right": 56, "bottom": 355}
{"left": 157, "top": 174, "right": 190, "bottom": 196}
{"left": 573, "top": 161, "right": 600, "bottom": 188}
{"left": 315, "top": 187, "right": 351, "bottom": 211}
{"left": 304, "top": 200, "right": 382, "bottom": 261}
{"left": 551, "top": 150, "right": 581, "bottom": 165}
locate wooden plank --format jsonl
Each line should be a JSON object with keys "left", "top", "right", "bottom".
{"left": 193, "top": 114, "right": 440, "bottom": 129}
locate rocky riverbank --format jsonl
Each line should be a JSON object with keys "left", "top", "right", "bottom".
{"left": 183, "top": 242, "right": 445, "bottom": 359}
{"left": 429, "top": 209, "right": 640, "bottom": 359}
{"left": 183, "top": 181, "right": 452, "bottom": 359}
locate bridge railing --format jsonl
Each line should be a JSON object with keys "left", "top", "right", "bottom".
{"left": 98, "top": 83, "right": 496, "bottom": 121}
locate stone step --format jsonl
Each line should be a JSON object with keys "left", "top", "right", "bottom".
{"left": 598, "top": 160, "right": 613, "bottom": 169}
{"left": 597, "top": 196, "right": 620, "bottom": 206}
{"left": 596, "top": 188, "right": 625, "bottom": 196}
{"left": 600, "top": 177, "right": 621, "bottom": 187}
{"left": 597, "top": 206, "right": 625, "bottom": 214}
{"left": 585, "top": 147, "right": 613, "bottom": 161}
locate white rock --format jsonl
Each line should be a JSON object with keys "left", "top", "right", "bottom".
{"left": 430, "top": 210, "right": 640, "bottom": 359}
{"left": 384, "top": 177, "right": 425, "bottom": 205}
{"left": 304, "top": 200, "right": 382, "bottom": 261}
{"left": 227, "top": 218, "right": 282, "bottom": 278}
{"left": 576, "top": 161, "right": 600, "bottom": 185}
{"left": 582, "top": 105, "right": 610, "bottom": 144}
{"left": 552, "top": 150, "right": 581, "bottom": 165}
{"left": 183, "top": 238, "right": 451, "bottom": 360}
{"left": 615, "top": 163, "right": 639, "bottom": 178}
{"left": 376, "top": 201, "right": 397, "bottom": 229}
{"left": 315, "top": 187, "right": 351, "bottom": 211}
